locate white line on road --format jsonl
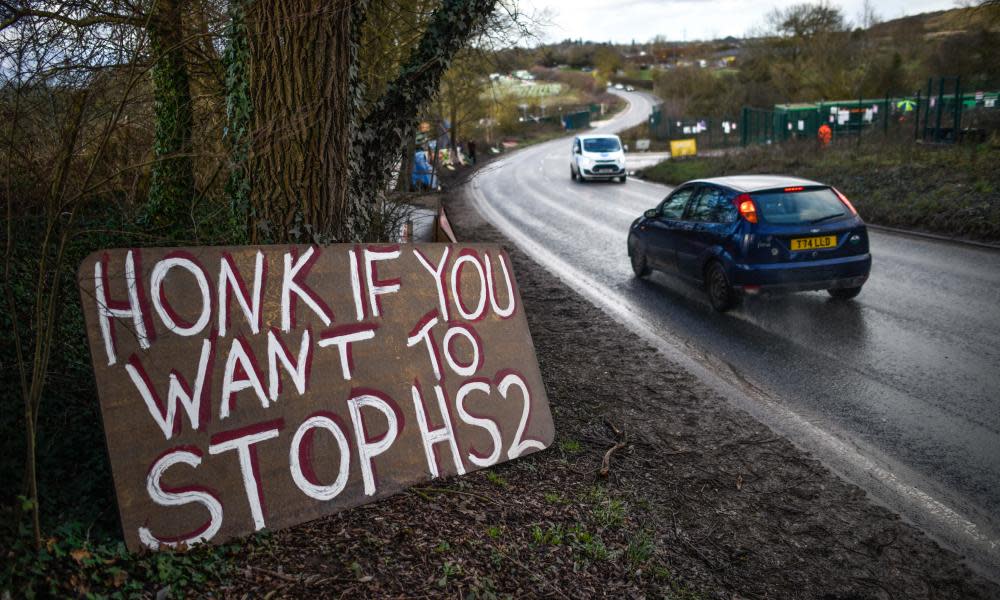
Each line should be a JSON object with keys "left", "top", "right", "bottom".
{"left": 469, "top": 179, "right": 1000, "bottom": 575}
{"left": 468, "top": 90, "right": 1000, "bottom": 581}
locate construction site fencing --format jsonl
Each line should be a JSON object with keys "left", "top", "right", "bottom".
{"left": 645, "top": 77, "right": 998, "bottom": 150}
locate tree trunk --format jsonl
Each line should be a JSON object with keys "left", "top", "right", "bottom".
{"left": 450, "top": 103, "right": 459, "bottom": 153}
{"left": 395, "top": 124, "right": 415, "bottom": 192}
{"left": 227, "top": 0, "right": 496, "bottom": 242}
{"left": 145, "top": 0, "right": 195, "bottom": 231}
{"left": 244, "top": 0, "right": 352, "bottom": 243}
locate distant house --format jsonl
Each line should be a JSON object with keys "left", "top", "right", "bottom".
{"left": 623, "top": 54, "right": 651, "bottom": 69}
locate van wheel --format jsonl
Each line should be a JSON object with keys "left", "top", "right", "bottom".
{"left": 828, "top": 286, "right": 862, "bottom": 299}
{"left": 706, "top": 262, "right": 738, "bottom": 312}
{"left": 571, "top": 167, "right": 577, "bottom": 181}
{"left": 630, "top": 248, "right": 650, "bottom": 278}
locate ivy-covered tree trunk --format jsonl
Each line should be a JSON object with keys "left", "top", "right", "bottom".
{"left": 224, "top": 0, "right": 252, "bottom": 242}
{"left": 145, "top": 0, "right": 195, "bottom": 231}
{"left": 243, "top": 0, "right": 353, "bottom": 243}
{"left": 226, "top": 0, "right": 496, "bottom": 242}
{"left": 349, "top": 0, "right": 496, "bottom": 210}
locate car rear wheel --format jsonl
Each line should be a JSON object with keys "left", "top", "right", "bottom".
{"left": 706, "top": 262, "right": 739, "bottom": 312}
{"left": 630, "top": 248, "right": 650, "bottom": 278}
{"left": 828, "top": 286, "right": 863, "bottom": 300}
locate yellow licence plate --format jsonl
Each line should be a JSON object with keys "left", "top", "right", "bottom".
{"left": 790, "top": 235, "right": 837, "bottom": 251}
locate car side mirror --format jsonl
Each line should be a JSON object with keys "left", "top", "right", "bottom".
{"left": 574, "top": 148, "right": 581, "bottom": 154}
{"left": 644, "top": 209, "right": 657, "bottom": 219}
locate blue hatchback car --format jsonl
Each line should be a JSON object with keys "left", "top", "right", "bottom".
{"left": 627, "top": 175, "right": 872, "bottom": 311}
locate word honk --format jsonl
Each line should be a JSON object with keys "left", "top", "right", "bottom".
{"left": 79, "top": 244, "right": 553, "bottom": 551}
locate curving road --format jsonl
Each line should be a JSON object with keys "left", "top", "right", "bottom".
{"left": 468, "top": 90, "right": 1000, "bottom": 578}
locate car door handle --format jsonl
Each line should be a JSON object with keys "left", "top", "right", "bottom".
{"left": 681, "top": 223, "right": 695, "bottom": 231}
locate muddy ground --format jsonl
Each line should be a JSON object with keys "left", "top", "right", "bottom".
{"left": 220, "top": 184, "right": 999, "bottom": 599}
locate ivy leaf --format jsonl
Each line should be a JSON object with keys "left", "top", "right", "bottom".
{"left": 70, "top": 548, "right": 92, "bottom": 564}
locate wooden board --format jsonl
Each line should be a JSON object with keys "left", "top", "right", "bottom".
{"left": 77, "top": 244, "right": 553, "bottom": 551}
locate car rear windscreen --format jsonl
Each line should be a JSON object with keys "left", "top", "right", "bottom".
{"left": 752, "top": 188, "right": 847, "bottom": 225}
{"left": 583, "top": 138, "right": 621, "bottom": 152}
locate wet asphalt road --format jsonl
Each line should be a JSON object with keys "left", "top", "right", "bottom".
{"left": 468, "top": 91, "right": 1000, "bottom": 577}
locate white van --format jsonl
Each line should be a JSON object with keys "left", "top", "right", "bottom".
{"left": 570, "top": 134, "right": 627, "bottom": 183}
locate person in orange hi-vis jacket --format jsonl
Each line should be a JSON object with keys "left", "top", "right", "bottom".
{"left": 818, "top": 123, "right": 832, "bottom": 147}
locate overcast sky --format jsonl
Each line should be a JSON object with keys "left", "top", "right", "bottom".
{"left": 526, "top": 0, "right": 959, "bottom": 43}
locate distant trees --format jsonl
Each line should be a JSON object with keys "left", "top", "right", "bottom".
{"left": 761, "top": 2, "right": 851, "bottom": 98}
{"left": 652, "top": 67, "right": 733, "bottom": 118}
{"left": 593, "top": 45, "right": 623, "bottom": 80}
{"left": 689, "top": 0, "right": 1000, "bottom": 120}
{"left": 496, "top": 0, "right": 1000, "bottom": 122}
{"left": 437, "top": 51, "right": 491, "bottom": 152}
{"left": 651, "top": 0, "right": 1000, "bottom": 119}
{"left": 1, "top": 0, "right": 201, "bottom": 232}
{"left": 925, "top": 27, "right": 1000, "bottom": 90}
{"left": 768, "top": 2, "right": 846, "bottom": 40}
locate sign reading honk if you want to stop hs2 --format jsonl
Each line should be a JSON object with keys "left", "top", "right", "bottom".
{"left": 78, "top": 243, "right": 554, "bottom": 551}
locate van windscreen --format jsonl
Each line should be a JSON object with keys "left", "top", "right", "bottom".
{"left": 583, "top": 138, "right": 621, "bottom": 152}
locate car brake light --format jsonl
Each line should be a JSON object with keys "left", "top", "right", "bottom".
{"left": 783, "top": 186, "right": 804, "bottom": 192}
{"left": 832, "top": 187, "right": 858, "bottom": 215}
{"left": 733, "top": 193, "right": 758, "bottom": 223}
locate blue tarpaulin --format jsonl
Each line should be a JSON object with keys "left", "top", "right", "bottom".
{"left": 411, "top": 149, "right": 437, "bottom": 189}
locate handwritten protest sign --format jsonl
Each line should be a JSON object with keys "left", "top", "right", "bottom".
{"left": 78, "top": 244, "right": 553, "bottom": 551}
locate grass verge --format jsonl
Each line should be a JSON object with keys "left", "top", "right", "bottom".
{"left": 638, "top": 137, "right": 1000, "bottom": 243}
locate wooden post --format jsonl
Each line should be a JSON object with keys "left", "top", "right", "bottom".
{"left": 857, "top": 90, "right": 863, "bottom": 147}
{"left": 934, "top": 77, "right": 945, "bottom": 142}
{"left": 923, "top": 78, "right": 933, "bottom": 142}
{"left": 884, "top": 92, "right": 890, "bottom": 136}
{"left": 954, "top": 76, "right": 962, "bottom": 143}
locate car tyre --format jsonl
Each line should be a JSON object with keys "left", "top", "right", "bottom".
{"left": 706, "top": 261, "right": 739, "bottom": 312}
{"left": 630, "top": 248, "right": 650, "bottom": 278}
{"left": 828, "top": 286, "right": 863, "bottom": 300}
{"left": 570, "top": 167, "right": 577, "bottom": 181}
{"left": 618, "top": 175, "right": 627, "bottom": 183}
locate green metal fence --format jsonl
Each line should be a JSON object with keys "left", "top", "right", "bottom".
{"left": 740, "top": 98, "right": 898, "bottom": 145}
{"left": 646, "top": 77, "right": 998, "bottom": 151}
{"left": 648, "top": 108, "right": 741, "bottom": 149}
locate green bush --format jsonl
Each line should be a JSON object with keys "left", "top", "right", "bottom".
{"left": 1, "top": 207, "right": 246, "bottom": 596}
{"left": 1, "top": 518, "right": 249, "bottom": 598}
